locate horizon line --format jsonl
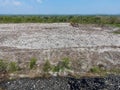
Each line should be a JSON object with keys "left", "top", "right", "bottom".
{"left": 0, "top": 14, "right": 120, "bottom": 16}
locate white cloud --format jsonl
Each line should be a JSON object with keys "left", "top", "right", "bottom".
{"left": 0, "top": 0, "right": 44, "bottom": 7}
{"left": 0, "top": 0, "right": 22, "bottom": 6}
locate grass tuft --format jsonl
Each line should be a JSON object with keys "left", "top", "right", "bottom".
{"left": 52, "top": 57, "right": 71, "bottom": 72}
{"left": 29, "top": 58, "right": 37, "bottom": 69}
{"left": 90, "top": 66, "right": 101, "bottom": 73}
{"left": 43, "top": 60, "right": 52, "bottom": 72}
{"left": 8, "top": 62, "right": 19, "bottom": 72}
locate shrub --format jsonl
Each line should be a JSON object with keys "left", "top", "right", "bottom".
{"left": 29, "top": 58, "right": 37, "bottom": 69}
{"left": 0, "top": 59, "right": 7, "bottom": 72}
{"left": 43, "top": 60, "right": 52, "bottom": 72}
{"left": 8, "top": 62, "right": 19, "bottom": 72}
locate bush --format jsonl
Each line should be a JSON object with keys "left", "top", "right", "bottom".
{"left": 8, "top": 62, "right": 19, "bottom": 72}
{"left": 43, "top": 60, "right": 52, "bottom": 72}
{"left": 29, "top": 58, "right": 37, "bottom": 69}
{"left": 0, "top": 59, "right": 7, "bottom": 72}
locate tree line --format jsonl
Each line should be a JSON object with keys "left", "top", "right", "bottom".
{"left": 0, "top": 15, "right": 120, "bottom": 25}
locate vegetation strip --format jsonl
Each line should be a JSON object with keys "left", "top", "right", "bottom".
{"left": 0, "top": 16, "right": 120, "bottom": 26}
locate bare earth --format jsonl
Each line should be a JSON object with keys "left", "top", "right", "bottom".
{"left": 0, "top": 23, "right": 120, "bottom": 49}
{"left": 0, "top": 23, "right": 120, "bottom": 72}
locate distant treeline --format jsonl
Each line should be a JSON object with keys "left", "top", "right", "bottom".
{"left": 0, "top": 16, "right": 120, "bottom": 24}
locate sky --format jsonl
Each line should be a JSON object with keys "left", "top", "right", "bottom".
{"left": 0, "top": 0, "right": 120, "bottom": 15}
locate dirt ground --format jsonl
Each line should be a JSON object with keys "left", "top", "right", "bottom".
{"left": 0, "top": 23, "right": 119, "bottom": 49}
{"left": 0, "top": 23, "right": 120, "bottom": 72}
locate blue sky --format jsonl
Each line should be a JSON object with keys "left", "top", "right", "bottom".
{"left": 0, "top": 0, "right": 120, "bottom": 15}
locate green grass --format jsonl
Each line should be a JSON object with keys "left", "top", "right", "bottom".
{"left": 43, "top": 60, "right": 52, "bottom": 72}
{"left": 111, "top": 24, "right": 120, "bottom": 28}
{"left": 52, "top": 65, "right": 61, "bottom": 72}
{"left": 52, "top": 57, "right": 71, "bottom": 72}
{"left": 43, "top": 58, "right": 71, "bottom": 73}
{"left": 8, "top": 62, "right": 19, "bottom": 72}
{"left": 62, "top": 58, "right": 71, "bottom": 69}
{"left": 29, "top": 58, "right": 37, "bottom": 69}
{"left": 90, "top": 66, "right": 101, "bottom": 73}
{"left": 89, "top": 65, "right": 120, "bottom": 76}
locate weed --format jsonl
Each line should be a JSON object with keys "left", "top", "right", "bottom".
{"left": 29, "top": 58, "right": 37, "bottom": 69}
{"left": 52, "top": 64, "right": 61, "bottom": 72}
{"left": 62, "top": 57, "right": 70, "bottom": 69}
{"left": 43, "top": 60, "right": 52, "bottom": 72}
{"left": 8, "top": 62, "right": 19, "bottom": 72}
{"left": 90, "top": 66, "right": 101, "bottom": 73}
{"left": 52, "top": 57, "right": 71, "bottom": 72}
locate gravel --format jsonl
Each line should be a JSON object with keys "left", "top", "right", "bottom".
{"left": 0, "top": 75, "right": 120, "bottom": 90}
{"left": 0, "top": 77, "right": 70, "bottom": 90}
